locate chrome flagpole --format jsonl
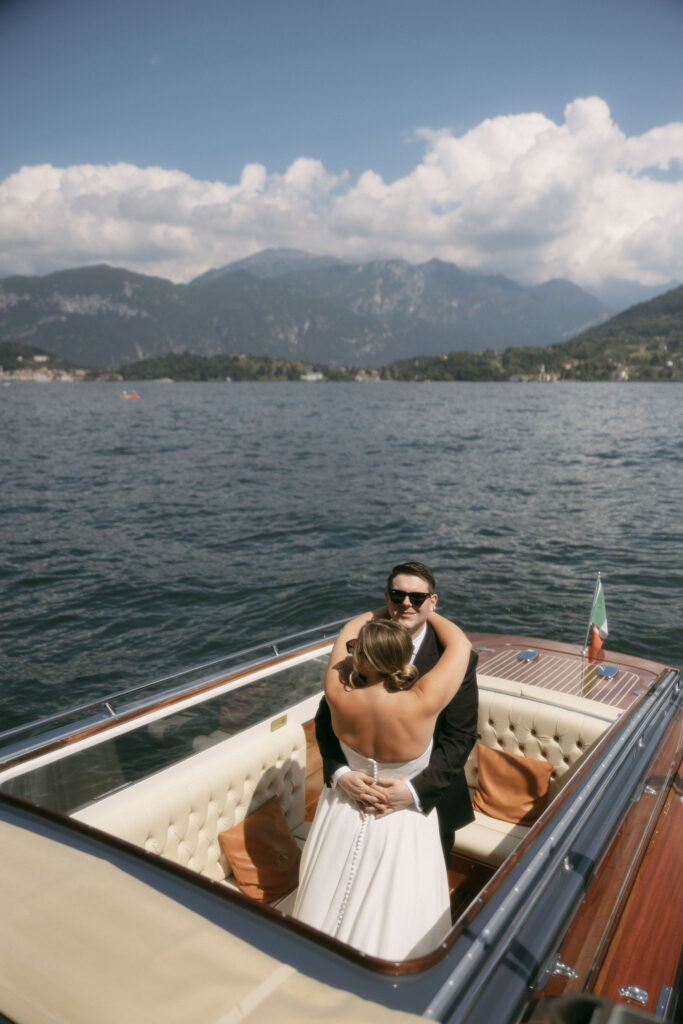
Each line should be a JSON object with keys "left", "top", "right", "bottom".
{"left": 582, "top": 572, "right": 602, "bottom": 655}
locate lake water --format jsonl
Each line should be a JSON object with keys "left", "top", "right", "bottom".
{"left": 1, "top": 381, "right": 681, "bottom": 731}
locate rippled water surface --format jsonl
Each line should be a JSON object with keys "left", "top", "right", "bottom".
{"left": 1, "top": 381, "right": 681, "bottom": 730}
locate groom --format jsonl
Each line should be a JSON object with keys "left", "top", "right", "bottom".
{"left": 315, "top": 561, "right": 479, "bottom": 864}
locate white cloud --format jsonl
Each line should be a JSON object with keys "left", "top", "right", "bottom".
{"left": 1, "top": 97, "right": 682, "bottom": 289}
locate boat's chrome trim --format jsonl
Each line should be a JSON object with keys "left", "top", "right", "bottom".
{"left": 421, "top": 668, "right": 681, "bottom": 1023}
{"left": 656, "top": 985, "right": 674, "bottom": 1017}
{"left": 0, "top": 620, "right": 344, "bottom": 768}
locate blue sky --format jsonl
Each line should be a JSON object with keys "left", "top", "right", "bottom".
{"left": 1, "top": 0, "right": 682, "bottom": 292}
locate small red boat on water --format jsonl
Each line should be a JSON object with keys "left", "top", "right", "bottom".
{"left": 118, "top": 390, "right": 140, "bottom": 399}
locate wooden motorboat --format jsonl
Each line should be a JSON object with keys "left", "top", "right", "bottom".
{"left": 0, "top": 624, "right": 680, "bottom": 1024}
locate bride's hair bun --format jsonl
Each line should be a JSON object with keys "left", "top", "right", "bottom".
{"left": 385, "top": 663, "right": 419, "bottom": 691}
{"left": 348, "top": 619, "right": 418, "bottom": 689}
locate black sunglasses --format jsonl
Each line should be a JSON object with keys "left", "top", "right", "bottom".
{"left": 387, "top": 588, "right": 431, "bottom": 608}
{"left": 345, "top": 639, "right": 357, "bottom": 654}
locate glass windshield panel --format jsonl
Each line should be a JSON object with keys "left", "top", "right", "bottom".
{"left": 1, "top": 654, "right": 328, "bottom": 814}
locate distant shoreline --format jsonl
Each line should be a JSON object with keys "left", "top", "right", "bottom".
{"left": 2, "top": 373, "right": 677, "bottom": 385}
{"left": 2, "top": 331, "right": 681, "bottom": 384}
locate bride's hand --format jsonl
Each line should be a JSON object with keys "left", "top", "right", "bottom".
{"left": 337, "top": 771, "right": 388, "bottom": 816}
{"left": 373, "top": 777, "right": 415, "bottom": 817}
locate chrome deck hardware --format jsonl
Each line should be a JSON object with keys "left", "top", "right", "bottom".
{"left": 517, "top": 649, "right": 539, "bottom": 662}
{"left": 552, "top": 960, "right": 579, "bottom": 979}
{"left": 617, "top": 985, "right": 648, "bottom": 1005}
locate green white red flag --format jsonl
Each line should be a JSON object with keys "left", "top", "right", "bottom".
{"left": 587, "top": 576, "right": 608, "bottom": 657}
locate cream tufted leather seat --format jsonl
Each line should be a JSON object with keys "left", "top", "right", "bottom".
{"left": 72, "top": 682, "right": 622, "bottom": 894}
{"left": 73, "top": 721, "right": 307, "bottom": 891}
{"left": 453, "top": 681, "right": 620, "bottom": 866}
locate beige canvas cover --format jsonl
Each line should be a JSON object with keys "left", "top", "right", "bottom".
{"left": 0, "top": 818, "right": 423, "bottom": 1024}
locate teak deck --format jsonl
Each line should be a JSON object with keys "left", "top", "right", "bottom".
{"left": 470, "top": 632, "right": 668, "bottom": 710}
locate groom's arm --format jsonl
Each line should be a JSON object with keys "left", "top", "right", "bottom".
{"left": 410, "top": 650, "right": 479, "bottom": 814}
{"left": 314, "top": 695, "right": 348, "bottom": 786}
{"left": 315, "top": 696, "right": 348, "bottom": 782}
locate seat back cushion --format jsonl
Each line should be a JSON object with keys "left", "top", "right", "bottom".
{"left": 73, "top": 721, "right": 306, "bottom": 883}
{"left": 468, "top": 690, "right": 612, "bottom": 800}
{"left": 472, "top": 743, "right": 553, "bottom": 824}
{"left": 218, "top": 795, "right": 301, "bottom": 901}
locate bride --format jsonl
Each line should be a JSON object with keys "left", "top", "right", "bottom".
{"left": 293, "top": 613, "right": 469, "bottom": 960}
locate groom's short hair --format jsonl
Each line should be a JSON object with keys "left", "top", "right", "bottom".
{"left": 386, "top": 561, "right": 436, "bottom": 593}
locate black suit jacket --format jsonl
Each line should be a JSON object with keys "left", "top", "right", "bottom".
{"left": 314, "top": 624, "right": 479, "bottom": 839}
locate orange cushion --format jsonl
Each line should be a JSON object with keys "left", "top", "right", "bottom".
{"left": 472, "top": 743, "right": 553, "bottom": 825}
{"left": 218, "top": 797, "right": 300, "bottom": 903}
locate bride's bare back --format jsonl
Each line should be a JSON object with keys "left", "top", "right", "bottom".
{"left": 325, "top": 612, "right": 471, "bottom": 763}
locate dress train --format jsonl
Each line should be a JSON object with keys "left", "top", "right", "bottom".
{"left": 293, "top": 741, "right": 451, "bottom": 960}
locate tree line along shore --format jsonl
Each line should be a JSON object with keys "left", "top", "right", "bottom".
{"left": 1, "top": 285, "right": 682, "bottom": 384}
{"left": 1, "top": 341, "right": 680, "bottom": 384}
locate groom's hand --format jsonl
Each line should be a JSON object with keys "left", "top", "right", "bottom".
{"left": 337, "top": 771, "right": 388, "bottom": 816}
{"left": 373, "top": 777, "right": 414, "bottom": 817}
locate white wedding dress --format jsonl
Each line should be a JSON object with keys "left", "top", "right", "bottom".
{"left": 293, "top": 740, "right": 451, "bottom": 960}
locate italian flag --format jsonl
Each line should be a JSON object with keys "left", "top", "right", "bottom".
{"left": 588, "top": 578, "right": 608, "bottom": 657}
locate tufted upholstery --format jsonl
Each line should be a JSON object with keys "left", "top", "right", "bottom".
{"left": 73, "top": 721, "right": 307, "bottom": 891}
{"left": 71, "top": 683, "right": 621, "bottom": 890}
{"left": 469, "top": 688, "right": 614, "bottom": 799}
{"left": 453, "top": 685, "right": 618, "bottom": 866}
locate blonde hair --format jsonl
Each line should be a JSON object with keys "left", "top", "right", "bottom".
{"left": 349, "top": 620, "right": 418, "bottom": 690}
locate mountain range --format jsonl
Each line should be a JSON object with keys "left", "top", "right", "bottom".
{"left": 0, "top": 249, "right": 617, "bottom": 368}
{"left": 2, "top": 281, "right": 681, "bottom": 383}
{"left": 387, "top": 283, "right": 683, "bottom": 382}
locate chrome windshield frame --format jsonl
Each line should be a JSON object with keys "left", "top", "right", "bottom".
{"left": 0, "top": 618, "right": 344, "bottom": 765}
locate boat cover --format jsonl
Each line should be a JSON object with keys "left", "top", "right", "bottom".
{"left": 0, "top": 816, "right": 423, "bottom": 1024}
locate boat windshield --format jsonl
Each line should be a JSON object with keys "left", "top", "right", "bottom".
{"left": 0, "top": 649, "right": 329, "bottom": 815}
